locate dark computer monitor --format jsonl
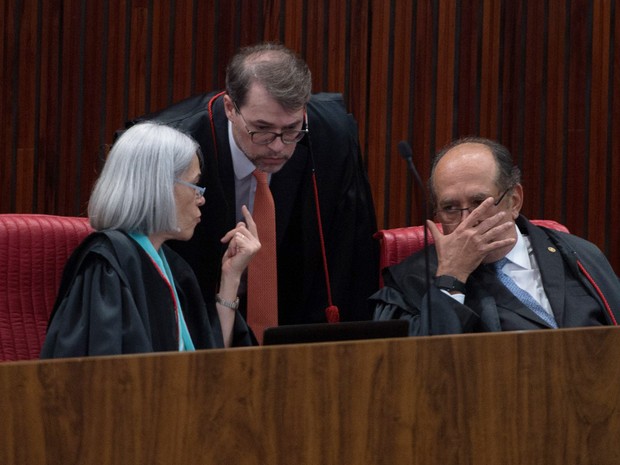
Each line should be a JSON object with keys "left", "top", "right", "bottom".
{"left": 262, "top": 320, "right": 409, "bottom": 346}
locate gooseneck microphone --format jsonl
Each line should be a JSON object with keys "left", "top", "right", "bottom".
{"left": 397, "top": 141, "right": 432, "bottom": 321}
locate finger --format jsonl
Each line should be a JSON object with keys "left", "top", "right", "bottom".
{"left": 477, "top": 211, "right": 513, "bottom": 237}
{"left": 220, "top": 229, "right": 235, "bottom": 243}
{"left": 480, "top": 237, "right": 516, "bottom": 255}
{"left": 426, "top": 220, "right": 442, "bottom": 241}
{"left": 221, "top": 227, "right": 244, "bottom": 243}
{"left": 241, "top": 205, "right": 259, "bottom": 238}
{"left": 460, "top": 197, "right": 497, "bottom": 227}
{"left": 470, "top": 220, "right": 515, "bottom": 259}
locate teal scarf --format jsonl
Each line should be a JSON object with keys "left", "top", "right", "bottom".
{"left": 128, "top": 233, "right": 195, "bottom": 351}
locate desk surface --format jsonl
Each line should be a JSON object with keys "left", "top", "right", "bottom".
{"left": 1, "top": 326, "right": 619, "bottom": 464}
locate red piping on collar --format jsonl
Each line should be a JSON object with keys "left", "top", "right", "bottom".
{"left": 207, "top": 91, "right": 226, "bottom": 159}
{"left": 577, "top": 260, "right": 618, "bottom": 325}
{"left": 144, "top": 254, "right": 181, "bottom": 346}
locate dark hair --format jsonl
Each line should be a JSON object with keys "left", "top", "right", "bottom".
{"left": 429, "top": 136, "right": 521, "bottom": 205}
{"left": 225, "top": 42, "right": 312, "bottom": 111}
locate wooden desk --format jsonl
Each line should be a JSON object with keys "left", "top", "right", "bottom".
{"left": 1, "top": 326, "right": 619, "bottom": 464}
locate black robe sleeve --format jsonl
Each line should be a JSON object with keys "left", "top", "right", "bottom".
{"left": 370, "top": 245, "right": 492, "bottom": 336}
{"left": 40, "top": 246, "right": 163, "bottom": 357}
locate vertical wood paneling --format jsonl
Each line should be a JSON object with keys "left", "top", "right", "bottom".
{"left": 0, "top": 1, "right": 12, "bottom": 211}
{"left": 1, "top": 0, "right": 619, "bottom": 272}
{"left": 127, "top": 2, "right": 149, "bottom": 119}
{"left": 454, "top": 0, "right": 483, "bottom": 138}
{"left": 346, "top": 0, "right": 370, "bottom": 145}
{"left": 479, "top": 0, "right": 502, "bottom": 138}
{"left": 39, "top": 1, "right": 63, "bottom": 213}
{"left": 521, "top": 0, "right": 546, "bottom": 218}
{"left": 610, "top": 0, "right": 620, "bottom": 270}
{"left": 588, "top": 0, "right": 612, "bottom": 248}
{"left": 281, "top": 0, "right": 304, "bottom": 59}
{"left": 192, "top": 1, "right": 220, "bottom": 93}
{"left": 102, "top": 0, "right": 129, "bottom": 156}
{"left": 13, "top": 0, "right": 37, "bottom": 213}
{"left": 325, "top": 1, "right": 347, "bottom": 91}
{"left": 56, "top": 0, "right": 83, "bottom": 214}
{"left": 298, "top": 0, "right": 323, "bottom": 89}
{"left": 389, "top": 0, "right": 416, "bottom": 226}
{"left": 365, "top": 0, "right": 392, "bottom": 227}
{"left": 544, "top": 0, "right": 568, "bottom": 225}
{"left": 565, "top": 0, "right": 590, "bottom": 238}
{"left": 80, "top": 1, "right": 106, "bottom": 211}
{"left": 435, "top": 1, "right": 456, "bottom": 149}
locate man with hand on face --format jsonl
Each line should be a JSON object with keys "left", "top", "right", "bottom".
{"left": 372, "top": 136, "right": 620, "bottom": 335}
{"left": 126, "top": 43, "right": 378, "bottom": 340}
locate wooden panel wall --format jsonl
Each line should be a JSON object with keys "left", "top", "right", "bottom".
{"left": 1, "top": 0, "right": 619, "bottom": 271}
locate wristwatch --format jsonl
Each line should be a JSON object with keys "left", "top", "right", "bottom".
{"left": 434, "top": 275, "right": 467, "bottom": 294}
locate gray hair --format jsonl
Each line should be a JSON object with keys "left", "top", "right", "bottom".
{"left": 429, "top": 136, "right": 521, "bottom": 205}
{"left": 88, "top": 122, "right": 201, "bottom": 234}
{"left": 225, "top": 42, "right": 312, "bottom": 111}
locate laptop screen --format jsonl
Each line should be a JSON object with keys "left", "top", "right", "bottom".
{"left": 262, "top": 320, "right": 409, "bottom": 346}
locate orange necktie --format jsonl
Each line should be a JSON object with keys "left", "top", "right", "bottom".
{"left": 247, "top": 169, "right": 278, "bottom": 343}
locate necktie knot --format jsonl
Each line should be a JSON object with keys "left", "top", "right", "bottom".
{"left": 253, "top": 169, "right": 268, "bottom": 184}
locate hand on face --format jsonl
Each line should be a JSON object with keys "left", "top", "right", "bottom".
{"left": 428, "top": 196, "right": 517, "bottom": 282}
{"left": 219, "top": 205, "right": 261, "bottom": 277}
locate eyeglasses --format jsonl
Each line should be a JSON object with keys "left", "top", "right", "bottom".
{"left": 175, "top": 179, "right": 205, "bottom": 198}
{"left": 436, "top": 188, "right": 510, "bottom": 224}
{"left": 233, "top": 101, "right": 309, "bottom": 145}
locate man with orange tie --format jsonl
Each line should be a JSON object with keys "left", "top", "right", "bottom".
{"left": 125, "top": 43, "right": 378, "bottom": 343}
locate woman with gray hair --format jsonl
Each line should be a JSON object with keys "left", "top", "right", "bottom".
{"left": 41, "top": 122, "right": 259, "bottom": 357}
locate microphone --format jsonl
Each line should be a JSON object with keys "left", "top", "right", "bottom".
{"left": 397, "top": 141, "right": 425, "bottom": 200}
{"left": 397, "top": 141, "right": 432, "bottom": 327}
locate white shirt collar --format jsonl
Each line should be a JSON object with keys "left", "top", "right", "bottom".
{"left": 504, "top": 223, "right": 532, "bottom": 270}
{"left": 228, "top": 120, "right": 257, "bottom": 181}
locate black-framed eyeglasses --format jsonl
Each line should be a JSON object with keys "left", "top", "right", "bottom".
{"left": 233, "top": 101, "right": 309, "bottom": 145}
{"left": 175, "top": 179, "right": 205, "bottom": 198}
{"left": 436, "top": 188, "right": 510, "bottom": 223}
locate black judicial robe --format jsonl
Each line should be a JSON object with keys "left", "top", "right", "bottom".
{"left": 41, "top": 231, "right": 253, "bottom": 358}
{"left": 127, "top": 92, "right": 379, "bottom": 325}
{"left": 371, "top": 216, "right": 620, "bottom": 335}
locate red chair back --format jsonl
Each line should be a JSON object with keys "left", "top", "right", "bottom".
{"left": 0, "top": 214, "right": 92, "bottom": 361}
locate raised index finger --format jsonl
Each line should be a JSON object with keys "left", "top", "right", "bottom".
{"left": 241, "top": 205, "right": 258, "bottom": 237}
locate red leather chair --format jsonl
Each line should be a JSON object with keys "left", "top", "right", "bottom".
{"left": 0, "top": 214, "right": 92, "bottom": 361}
{"left": 374, "top": 219, "right": 569, "bottom": 286}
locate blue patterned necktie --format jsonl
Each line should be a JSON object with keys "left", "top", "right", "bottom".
{"left": 493, "top": 257, "right": 558, "bottom": 328}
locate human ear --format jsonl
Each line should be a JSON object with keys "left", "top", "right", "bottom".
{"left": 509, "top": 184, "right": 524, "bottom": 219}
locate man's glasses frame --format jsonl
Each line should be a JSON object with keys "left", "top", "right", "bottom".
{"left": 232, "top": 100, "right": 309, "bottom": 145}
{"left": 175, "top": 179, "right": 205, "bottom": 198}
{"left": 437, "top": 188, "right": 511, "bottom": 223}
